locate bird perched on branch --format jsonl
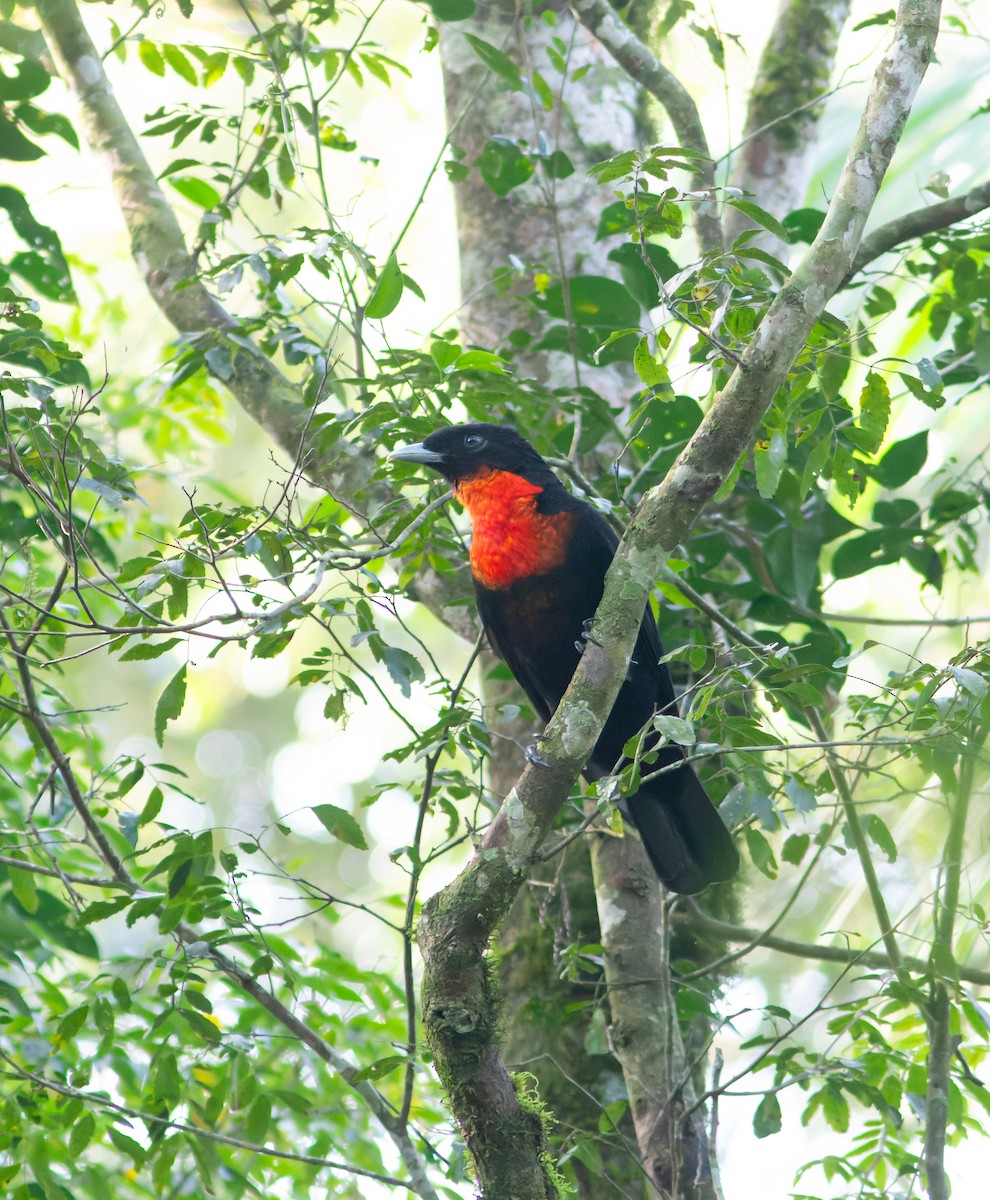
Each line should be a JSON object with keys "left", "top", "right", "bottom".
{"left": 389, "top": 422, "right": 738, "bottom": 894}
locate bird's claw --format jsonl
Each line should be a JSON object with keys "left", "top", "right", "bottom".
{"left": 525, "top": 741, "right": 552, "bottom": 768}
{"left": 576, "top": 619, "right": 603, "bottom": 650}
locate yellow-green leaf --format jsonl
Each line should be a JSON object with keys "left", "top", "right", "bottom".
{"left": 365, "top": 254, "right": 403, "bottom": 319}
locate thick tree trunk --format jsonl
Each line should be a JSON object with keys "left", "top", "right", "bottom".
{"left": 439, "top": 0, "right": 640, "bottom": 387}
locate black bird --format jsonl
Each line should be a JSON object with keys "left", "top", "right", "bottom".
{"left": 390, "top": 422, "right": 738, "bottom": 894}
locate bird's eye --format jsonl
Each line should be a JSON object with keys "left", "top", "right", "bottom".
{"left": 463, "top": 433, "right": 486, "bottom": 450}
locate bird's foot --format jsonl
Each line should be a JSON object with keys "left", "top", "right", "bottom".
{"left": 525, "top": 740, "right": 552, "bottom": 768}
{"left": 574, "top": 619, "right": 603, "bottom": 653}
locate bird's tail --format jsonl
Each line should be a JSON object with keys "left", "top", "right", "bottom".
{"left": 623, "top": 755, "right": 738, "bottom": 895}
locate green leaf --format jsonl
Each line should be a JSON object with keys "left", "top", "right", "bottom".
{"left": 607, "top": 242, "right": 678, "bottom": 310}
{"left": 0, "top": 185, "right": 75, "bottom": 301}
{"left": 0, "top": 113, "right": 44, "bottom": 162}
{"left": 0, "top": 56, "right": 48, "bottom": 101}
{"left": 782, "top": 207, "right": 825, "bottom": 244}
{"left": 252, "top": 630, "right": 294, "bottom": 659}
{"left": 949, "top": 665, "right": 987, "bottom": 700}
{"left": 537, "top": 275, "right": 641, "bottom": 330}
{"left": 863, "top": 814, "right": 897, "bottom": 862}
{"left": 312, "top": 803, "right": 368, "bottom": 850}
{"left": 464, "top": 34, "right": 523, "bottom": 90}
{"left": 821, "top": 1084, "right": 850, "bottom": 1132}
{"left": 76, "top": 897, "right": 133, "bottom": 927}
{"left": 384, "top": 646, "right": 426, "bottom": 698}
{"left": 784, "top": 775, "right": 817, "bottom": 814}
{"left": 727, "top": 198, "right": 790, "bottom": 243}
{"left": 168, "top": 175, "right": 222, "bottom": 208}
{"left": 753, "top": 1092, "right": 782, "bottom": 1138}
{"left": 245, "top": 1093, "right": 272, "bottom": 1142}
{"left": 138, "top": 40, "right": 166, "bottom": 77}
{"left": 594, "top": 328, "right": 639, "bottom": 358}
{"left": 119, "top": 811, "right": 140, "bottom": 847}
{"left": 68, "top": 1111, "right": 96, "bottom": 1156}
{"left": 929, "top": 488, "right": 979, "bottom": 522}
{"left": 853, "top": 9, "right": 896, "bottom": 31}
{"left": 540, "top": 148, "right": 573, "bottom": 179}
{"left": 857, "top": 371, "right": 890, "bottom": 454}
{"left": 873, "top": 498, "right": 919, "bottom": 526}
{"left": 140, "top": 785, "right": 164, "bottom": 826}
{"left": 476, "top": 135, "right": 534, "bottom": 196}
{"left": 152, "top": 1049, "right": 182, "bottom": 1105}
{"left": 799, "top": 431, "right": 831, "bottom": 498}
{"left": 8, "top": 863, "right": 38, "bottom": 914}
{"left": 531, "top": 68, "right": 554, "bottom": 111}
{"left": 365, "top": 253, "right": 403, "bottom": 318}
{"left": 652, "top": 715, "right": 695, "bottom": 745}
{"left": 831, "top": 530, "right": 902, "bottom": 580}
{"left": 426, "top": 0, "right": 476, "bottom": 18}
{"left": 430, "top": 338, "right": 460, "bottom": 373}
{"left": 744, "top": 826, "right": 778, "bottom": 879}
{"left": 17, "top": 891, "right": 99, "bottom": 956}
{"left": 915, "top": 356, "right": 942, "bottom": 391}
{"left": 453, "top": 348, "right": 509, "bottom": 374}
{"left": 119, "top": 638, "right": 182, "bottom": 661}
{"left": 588, "top": 149, "right": 638, "bottom": 185}
{"left": 754, "top": 431, "right": 787, "bottom": 499}
{"left": 180, "top": 1006, "right": 222, "bottom": 1043}
{"left": 898, "top": 370, "right": 944, "bottom": 410}
{"left": 871, "top": 431, "right": 928, "bottom": 488}
{"left": 154, "top": 664, "right": 187, "bottom": 747}
{"left": 110, "top": 1127, "right": 147, "bottom": 1165}
{"left": 352, "top": 1055, "right": 408, "bottom": 1082}
{"left": 163, "top": 44, "right": 197, "bottom": 85}
{"left": 781, "top": 833, "right": 810, "bottom": 865}
{"left": 57, "top": 1004, "right": 90, "bottom": 1042}
{"left": 714, "top": 450, "right": 746, "bottom": 501}
{"left": 632, "top": 336, "right": 671, "bottom": 390}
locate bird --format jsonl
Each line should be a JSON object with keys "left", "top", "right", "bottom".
{"left": 389, "top": 422, "right": 738, "bottom": 894}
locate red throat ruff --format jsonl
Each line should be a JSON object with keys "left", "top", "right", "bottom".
{"left": 456, "top": 469, "right": 576, "bottom": 589}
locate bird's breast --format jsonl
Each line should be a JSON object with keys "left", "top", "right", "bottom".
{"left": 455, "top": 469, "right": 576, "bottom": 590}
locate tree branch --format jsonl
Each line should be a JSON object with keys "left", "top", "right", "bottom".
{"left": 924, "top": 727, "right": 983, "bottom": 1200}
{"left": 843, "top": 177, "right": 990, "bottom": 283}
{"left": 37, "top": 0, "right": 316, "bottom": 468}
{"left": 672, "top": 907, "right": 990, "bottom": 988}
{"left": 570, "top": 0, "right": 723, "bottom": 255}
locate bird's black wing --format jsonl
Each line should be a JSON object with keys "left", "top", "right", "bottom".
{"left": 475, "top": 491, "right": 738, "bottom": 893}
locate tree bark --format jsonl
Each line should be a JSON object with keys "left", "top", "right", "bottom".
{"left": 591, "top": 833, "right": 718, "bottom": 1200}
{"left": 725, "top": 0, "right": 853, "bottom": 252}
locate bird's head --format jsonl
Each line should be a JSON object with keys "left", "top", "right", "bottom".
{"left": 388, "top": 422, "right": 558, "bottom": 488}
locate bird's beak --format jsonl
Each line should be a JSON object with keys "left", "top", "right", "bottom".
{"left": 387, "top": 442, "right": 446, "bottom": 467}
